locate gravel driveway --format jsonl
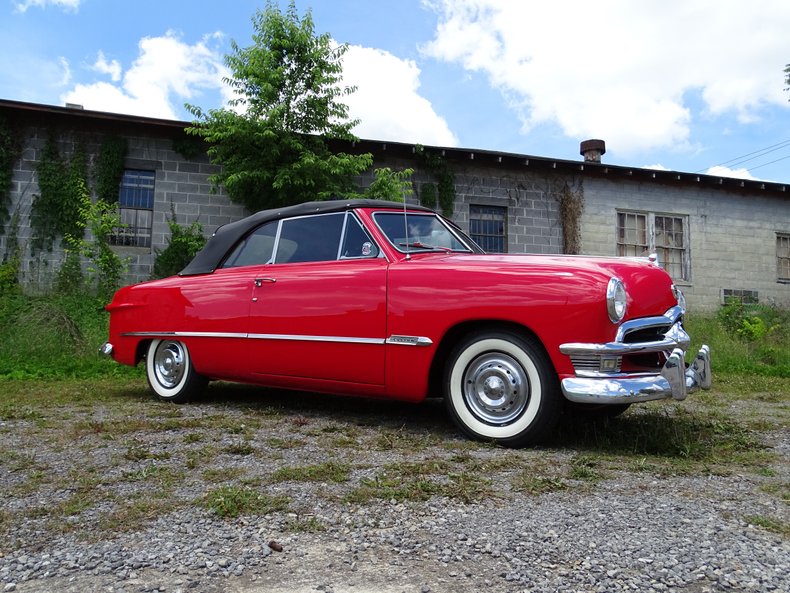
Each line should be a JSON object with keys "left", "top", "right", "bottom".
{"left": 1, "top": 378, "right": 787, "bottom": 592}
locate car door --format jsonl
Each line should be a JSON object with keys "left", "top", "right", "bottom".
{"left": 244, "top": 211, "right": 388, "bottom": 385}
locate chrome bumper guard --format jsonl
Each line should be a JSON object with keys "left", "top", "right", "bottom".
{"left": 559, "top": 313, "right": 712, "bottom": 404}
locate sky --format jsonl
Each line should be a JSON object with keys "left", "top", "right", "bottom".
{"left": 2, "top": 0, "right": 790, "bottom": 183}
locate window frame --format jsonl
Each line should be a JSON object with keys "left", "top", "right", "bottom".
{"left": 777, "top": 233, "right": 790, "bottom": 283}
{"left": 110, "top": 169, "right": 156, "bottom": 248}
{"left": 616, "top": 210, "right": 691, "bottom": 283}
{"left": 220, "top": 211, "right": 381, "bottom": 269}
{"left": 469, "top": 204, "right": 508, "bottom": 254}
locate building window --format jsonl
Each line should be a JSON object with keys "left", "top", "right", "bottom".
{"left": 111, "top": 169, "right": 155, "bottom": 247}
{"left": 617, "top": 211, "right": 689, "bottom": 281}
{"left": 778, "top": 233, "right": 790, "bottom": 282}
{"left": 470, "top": 205, "right": 507, "bottom": 253}
{"left": 721, "top": 288, "right": 759, "bottom": 305}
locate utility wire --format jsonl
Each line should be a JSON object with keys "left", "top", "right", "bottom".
{"left": 746, "top": 153, "right": 790, "bottom": 172}
{"left": 696, "top": 138, "right": 790, "bottom": 173}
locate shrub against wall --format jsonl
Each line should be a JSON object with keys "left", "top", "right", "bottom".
{"left": 152, "top": 206, "right": 207, "bottom": 279}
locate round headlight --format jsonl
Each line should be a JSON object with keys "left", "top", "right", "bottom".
{"left": 672, "top": 284, "right": 686, "bottom": 312}
{"left": 606, "top": 277, "right": 627, "bottom": 323}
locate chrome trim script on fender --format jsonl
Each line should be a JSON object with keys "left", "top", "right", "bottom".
{"left": 385, "top": 335, "right": 433, "bottom": 346}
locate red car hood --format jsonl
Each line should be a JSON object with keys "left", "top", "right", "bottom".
{"left": 410, "top": 252, "right": 678, "bottom": 320}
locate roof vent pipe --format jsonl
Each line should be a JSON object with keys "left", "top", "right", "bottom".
{"left": 580, "top": 139, "right": 606, "bottom": 163}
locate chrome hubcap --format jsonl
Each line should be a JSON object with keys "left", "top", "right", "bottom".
{"left": 462, "top": 352, "right": 530, "bottom": 425}
{"left": 153, "top": 341, "right": 185, "bottom": 389}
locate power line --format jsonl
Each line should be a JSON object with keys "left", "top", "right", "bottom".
{"left": 747, "top": 153, "right": 790, "bottom": 172}
{"left": 696, "top": 138, "right": 790, "bottom": 173}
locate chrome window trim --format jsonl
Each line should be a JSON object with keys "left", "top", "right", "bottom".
{"left": 371, "top": 211, "right": 474, "bottom": 254}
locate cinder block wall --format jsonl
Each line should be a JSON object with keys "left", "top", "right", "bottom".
{"left": 4, "top": 124, "right": 788, "bottom": 311}
{"left": 581, "top": 177, "right": 790, "bottom": 312}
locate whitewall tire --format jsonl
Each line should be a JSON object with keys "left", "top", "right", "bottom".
{"left": 444, "top": 331, "right": 561, "bottom": 447}
{"left": 145, "top": 339, "right": 207, "bottom": 403}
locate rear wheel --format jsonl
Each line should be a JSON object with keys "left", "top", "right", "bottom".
{"left": 444, "top": 331, "right": 561, "bottom": 447}
{"left": 145, "top": 339, "right": 207, "bottom": 403}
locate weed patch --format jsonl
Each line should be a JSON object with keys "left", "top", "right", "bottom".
{"left": 202, "top": 486, "right": 290, "bottom": 518}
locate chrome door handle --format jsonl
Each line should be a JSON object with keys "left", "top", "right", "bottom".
{"left": 254, "top": 278, "right": 276, "bottom": 287}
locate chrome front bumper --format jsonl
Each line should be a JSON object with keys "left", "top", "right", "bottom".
{"left": 559, "top": 310, "right": 712, "bottom": 404}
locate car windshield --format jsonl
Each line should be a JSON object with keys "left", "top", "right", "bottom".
{"left": 374, "top": 212, "right": 473, "bottom": 253}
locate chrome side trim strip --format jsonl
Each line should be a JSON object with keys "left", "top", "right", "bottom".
{"left": 247, "top": 334, "right": 384, "bottom": 345}
{"left": 122, "top": 331, "right": 433, "bottom": 347}
{"left": 385, "top": 335, "right": 433, "bottom": 346}
{"left": 122, "top": 331, "right": 247, "bottom": 339}
{"left": 122, "top": 330, "right": 384, "bottom": 345}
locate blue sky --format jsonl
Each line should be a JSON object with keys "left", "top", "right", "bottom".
{"left": 3, "top": 0, "right": 790, "bottom": 183}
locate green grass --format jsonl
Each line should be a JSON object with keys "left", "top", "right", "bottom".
{"left": 0, "top": 291, "right": 788, "bottom": 545}
{"left": 684, "top": 304, "right": 790, "bottom": 377}
{"left": 270, "top": 461, "right": 351, "bottom": 484}
{"left": 201, "top": 486, "right": 290, "bottom": 518}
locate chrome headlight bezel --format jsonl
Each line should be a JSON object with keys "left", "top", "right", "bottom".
{"left": 606, "top": 277, "right": 628, "bottom": 324}
{"left": 672, "top": 284, "right": 687, "bottom": 313}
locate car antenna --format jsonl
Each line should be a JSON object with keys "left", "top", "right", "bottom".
{"left": 402, "top": 192, "right": 411, "bottom": 261}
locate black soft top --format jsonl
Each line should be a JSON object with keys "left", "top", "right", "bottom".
{"left": 179, "top": 199, "right": 433, "bottom": 276}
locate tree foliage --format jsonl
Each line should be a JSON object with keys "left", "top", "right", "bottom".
{"left": 186, "top": 0, "right": 372, "bottom": 211}
{"left": 364, "top": 168, "right": 413, "bottom": 202}
{"left": 0, "top": 115, "right": 19, "bottom": 236}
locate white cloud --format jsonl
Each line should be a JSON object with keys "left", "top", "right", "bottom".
{"left": 92, "top": 51, "right": 121, "bottom": 82}
{"left": 422, "top": 0, "right": 790, "bottom": 156}
{"left": 61, "top": 31, "right": 232, "bottom": 120}
{"left": 341, "top": 45, "right": 458, "bottom": 146}
{"left": 14, "top": 0, "right": 80, "bottom": 12}
{"left": 705, "top": 165, "right": 759, "bottom": 181}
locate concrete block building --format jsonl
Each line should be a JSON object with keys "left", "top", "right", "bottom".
{"left": 1, "top": 99, "right": 788, "bottom": 311}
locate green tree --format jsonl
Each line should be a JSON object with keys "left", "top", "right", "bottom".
{"left": 364, "top": 168, "right": 414, "bottom": 202}
{"left": 186, "top": 0, "right": 372, "bottom": 211}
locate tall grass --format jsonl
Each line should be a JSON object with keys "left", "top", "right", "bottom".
{"left": 685, "top": 301, "right": 790, "bottom": 378}
{"left": 0, "top": 291, "right": 787, "bottom": 380}
{"left": 0, "top": 292, "right": 139, "bottom": 380}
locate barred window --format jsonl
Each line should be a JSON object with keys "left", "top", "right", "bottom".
{"left": 111, "top": 169, "right": 155, "bottom": 248}
{"left": 778, "top": 234, "right": 790, "bottom": 282}
{"left": 617, "top": 211, "right": 689, "bottom": 281}
{"left": 470, "top": 205, "right": 507, "bottom": 253}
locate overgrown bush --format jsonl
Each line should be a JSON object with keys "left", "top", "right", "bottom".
{"left": 685, "top": 300, "right": 789, "bottom": 377}
{"left": 0, "top": 292, "right": 139, "bottom": 379}
{"left": 152, "top": 207, "right": 207, "bottom": 279}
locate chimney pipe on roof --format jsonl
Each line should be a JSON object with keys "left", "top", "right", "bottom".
{"left": 580, "top": 139, "right": 606, "bottom": 163}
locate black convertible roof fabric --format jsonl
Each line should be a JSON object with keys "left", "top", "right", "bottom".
{"left": 179, "top": 199, "right": 432, "bottom": 276}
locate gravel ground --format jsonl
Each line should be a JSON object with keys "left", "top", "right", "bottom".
{"left": 1, "top": 380, "right": 788, "bottom": 593}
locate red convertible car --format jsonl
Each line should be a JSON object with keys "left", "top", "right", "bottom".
{"left": 103, "top": 200, "right": 711, "bottom": 446}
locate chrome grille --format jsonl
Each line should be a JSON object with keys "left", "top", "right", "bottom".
{"left": 622, "top": 324, "right": 672, "bottom": 344}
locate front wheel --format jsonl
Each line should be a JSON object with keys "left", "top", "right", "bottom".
{"left": 145, "top": 339, "right": 207, "bottom": 403}
{"left": 444, "top": 331, "right": 561, "bottom": 447}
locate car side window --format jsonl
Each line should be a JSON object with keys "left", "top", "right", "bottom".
{"left": 221, "top": 211, "right": 381, "bottom": 268}
{"left": 341, "top": 214, "right": 380, "bottom": 259}
{"left": 275, "top": 212, "right": 345, "bottom": 264}
{"left": 221, "top": 221, "right": 279, "bottom": 268}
